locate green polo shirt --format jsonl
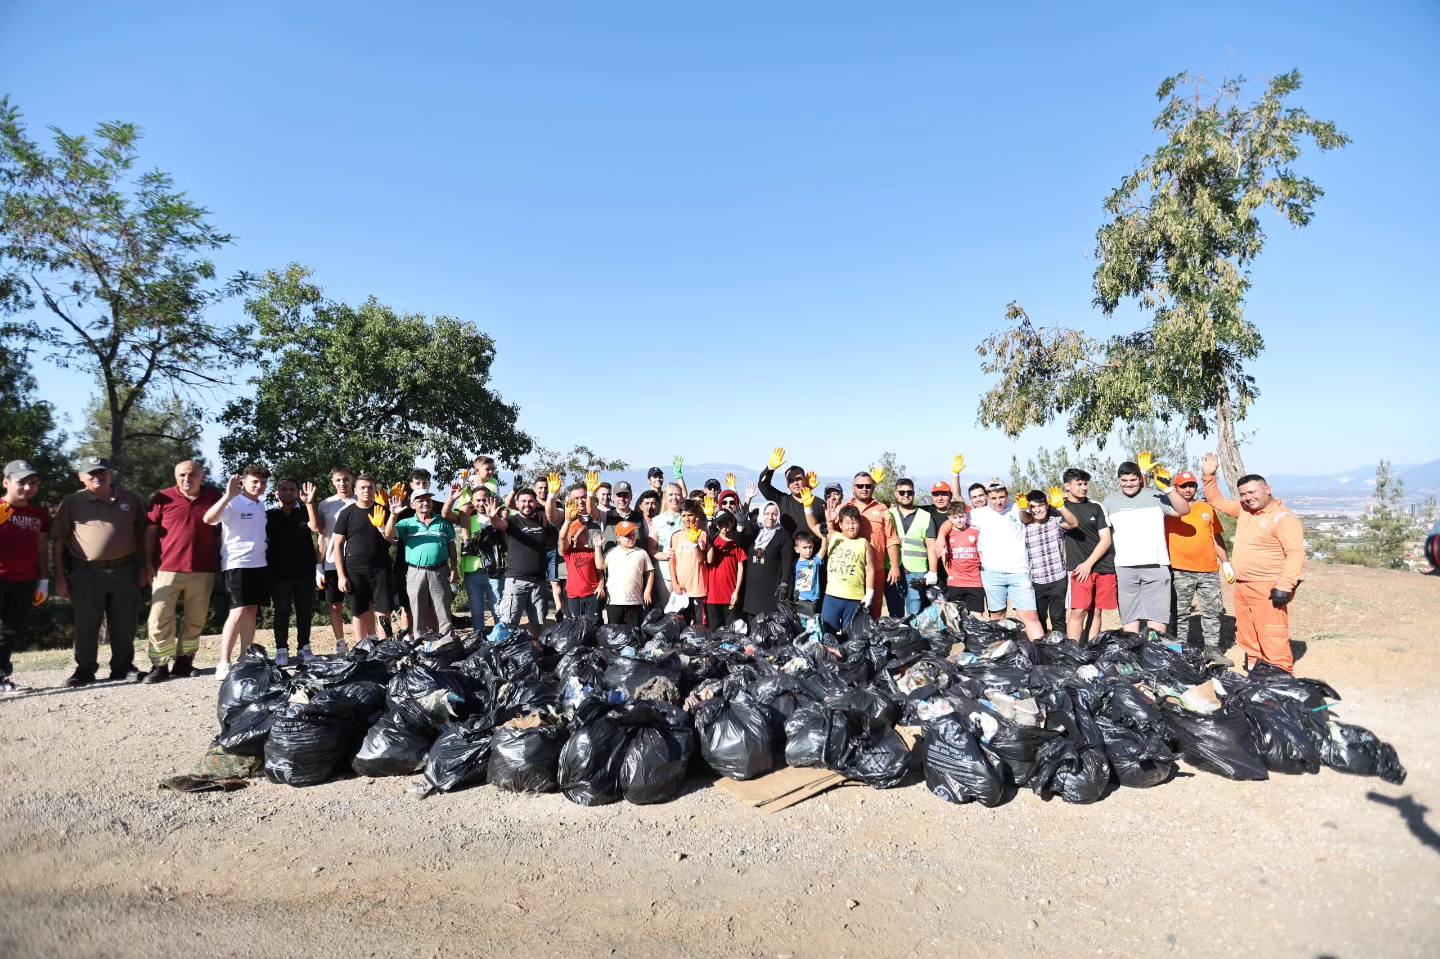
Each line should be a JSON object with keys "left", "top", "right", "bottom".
{"left": 394, "top": 515, "right": 456, "bottom": 568}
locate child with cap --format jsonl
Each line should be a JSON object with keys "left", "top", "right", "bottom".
{"left": 703, "top": 510, "right": 747, "bottom": 629}
{"left": 595, "top": 520, "right": 654, "bottom": 626}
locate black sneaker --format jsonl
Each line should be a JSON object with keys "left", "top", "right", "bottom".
{"left": 142, "top": 664, "right": 170, "bottom": 684}
{"left": 64, "top": 670, "right": 96, "bottom": 688}
{"left": 108, "top": 667, "right": 138, "bottom": 682}
{"left": 172, "top": 656, "right": 195, "bottom": 678}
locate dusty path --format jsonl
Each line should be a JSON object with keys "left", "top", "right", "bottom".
{"left": 1, "top": 564, "right": 1437, "bottom": 958}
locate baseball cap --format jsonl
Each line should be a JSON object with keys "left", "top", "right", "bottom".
{"left": 931, "top": 481, "right": 953, "bottom": 495}
{"left": 409, "top": 490, "right": 434, "bottom": 506}
{"left": 823, "top": 483, "right": 844, "bottom": 497}
{"left": 646, "top": 466, "right": 664, "bottom": 479}
{"left": 4, "top": 459, "right": 39, "bottom": 481}
{"left": 1174, "top": 471, "right": 1199, "bottom": 486}
{"left": 615, "top": 481, "right": 633, "bottom": 495}
{"left": 74, "top": 455, "right": 110, "bottom": 475}
{"left": 615, "top": 520, "right": 639, "bottom": 537}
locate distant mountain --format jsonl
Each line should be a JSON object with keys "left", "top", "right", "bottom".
{"left": 1267, "top": 458, "right": 1440, "bottom": 495}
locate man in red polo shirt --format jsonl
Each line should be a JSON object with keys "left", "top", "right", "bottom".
{"left": 846, "top": 471, "right": 899, "bottom": 618}
{"left": 144, "top": 460, "right": 221, "bottom": 681}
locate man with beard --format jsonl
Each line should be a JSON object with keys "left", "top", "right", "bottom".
{"left": 756, "top": 447, "right": 826, "bottom": 536}
{"left": 485, "top": 488, "right": 558, "bottom": 637}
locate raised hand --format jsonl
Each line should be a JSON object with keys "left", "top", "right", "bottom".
{"left": 767, "top": 447, "right": 786, "bottom": 470}
{"left": 745, "top": 482, "right": 758, "bottom": 501}
{"left": 1046, "top": 486, "right": 1064, "bottom": 510}
{"left": 1153, "top": 466, "right": 1173, "bottom": 492}
{"left": 300, "top": 481, "right": 317, "bottom": 504}
{"left": 585, "top": 470, "right": 601, "bottom": 494}
{"left": 547, "top": 472, "right": 562, "bottom": 496}
{"left": 565, "top": 500, "right": 581, "bottom": 522}
{"left": 226, "top": 475, "right": 244, "bottom": 496}
{"left": 672, "top": 454, "right": 684, "bottom": 478}
{"left": 1137, "top": 451, "right": 1154, "bottom": 475}
{"left": 389, "top": 481, "right": 407, "bottom": 504}
{"left": 702, "top": 494, "right": 717, "bottom": 518}
{"left": 952, "top": 454, "right": 966, "bottom": 474}
{"left": 1016, "top": 494, "right": 1031, "bottom": 510}
{"left": 871, "top": 466, "right": 886, "bottom": 485}
{"left": 806, "top": 470, "right": 819, "bottom": 490}
{"left": 725, "top": 472, "right": 736, "bottom": 489}
{"left": 1201, "top": 453, "right": 1220, "bottom": 477}
{"left": 801, "top": 487, "right": 815, "bottom": 509}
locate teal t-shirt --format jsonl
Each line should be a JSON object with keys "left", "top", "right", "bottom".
{"left": 394, "top": 515, "right": 456, "bottom": 568}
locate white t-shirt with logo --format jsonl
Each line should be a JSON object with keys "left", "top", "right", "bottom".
{"left": 968, "top": 504, "right": 1028, "bottom": 574}
{"left": 320, "top": 495, "right": 356, "bottom": 570}
{"left": 218, "top": 495, "right": 268, "bottom": 570}
{"left": 604, "top": 546, "right": 655, "bottom": 606}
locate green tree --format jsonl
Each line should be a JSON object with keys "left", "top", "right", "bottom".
{"left": 1358, "top": 460, "right": 1414, "bottom": 569}
{"left": 220, "top": 265, "right": 531, "bottom": 485}
{"left": 0, "top": 339, "right": 70, "bottom": 506}
{"left": 868, "top": 451, "right": 907, "bottom": 505}
{"left": 73, "top": 387, "right": 205, "bottom": 499}
{"left": 521, "top": 444, "right": 628, "bottom": 488}
{"left": 0, "top": 99, "right": 250, "bottom": 477}
{"left": 977, "top": 72, "right": 1348, "bottom": 491}
{"left": 1008, "top": 418, "right": 1190, "bottom": 502}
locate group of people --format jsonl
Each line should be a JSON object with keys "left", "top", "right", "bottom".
{"left": 0, "top": 444, "right": 1307, "bottom": 694}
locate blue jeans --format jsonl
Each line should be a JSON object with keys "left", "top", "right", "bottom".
{"left": 885, "top": 572, "right": 929, "bottom": 619}
{"left": 464, "top": 571, "right": 500, "bottom": 627}
{"left": 821, "top": 595, "right": 862, "bottom": 633}
{"left": 981, "top": 569, "right": 1036, "bottom": 612}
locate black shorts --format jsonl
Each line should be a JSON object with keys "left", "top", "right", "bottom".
{"left": 323, "top": 569, "right": 345, "bottom": 605}
{"left": 225, "top": 567, "right": 271, "bottom": 608}
{"left": 392, "top": 564, "right": 411, "bottom": 613}
{"left": 347, "top": 568, "right": 393, "bottom": 616}
{"left": 945, "top": 585, "right": 986, "bottom": 615}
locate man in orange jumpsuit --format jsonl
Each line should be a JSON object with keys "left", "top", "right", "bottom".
{"left": 1201, "top": 453, "right": 1306, "bottom": 672}
{"left": 845, "top": 471, "right": 898, "bottom": 618}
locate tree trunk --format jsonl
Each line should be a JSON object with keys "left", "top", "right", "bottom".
{"left": 107, "top": 383, "right": 126, "bottom": 483}
{"left": 1216, "top": 390, "right": 1247, "bottom": 494}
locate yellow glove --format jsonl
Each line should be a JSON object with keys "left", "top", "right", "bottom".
{"left": 369, "top": 503, "right": 387, "bottom": 528}
{"left": 0, "top": 501, "right": 12, "bottom": 527}
{"left": 565, "top": 500, "right": 581, "bottom": 522}
{"left": 725, "top": 472, "right": 736, "bottom": 489}
{"left": 952, "top": 454, "right": 966, "bottom": 474}
{"left": 767, "top": 447, "right": 786, "bottom": 470}
{"left": 801, "top": 488, "right": 815, "bottom": 509}
{"left": 389, "top": 481, "right": 407, "bottom": 503}
{"left": 546, "top": 472, "right": 562, "bottom": 496}
{"left": 703, "top": 494, "right": 716, "bottom": 518}
{"left": 1047, "top": 487, "right": 1065, "bottom": 510}
{"left": 686, "top": 527, "right": 702, "bottom": 543}
{"left": 1016, "top": 494, "right": 1031, "bottom": 510}
{"left": 1153, "top": 466, "right": 1173, "bottom": 492}
{"left": 585, "top": 470, "right": 600, "bottom": 494}
{"left": 806, "top": 470, "right": 819, "bottom": 490}
{"left": 871, "top": 467, "right": 886, "bottom": 484}
{"left": 460, "top": 468, "right": 471, "bottom": 481}
{"left": 1137, "top": 451, "right": 1154, "bottom": 475}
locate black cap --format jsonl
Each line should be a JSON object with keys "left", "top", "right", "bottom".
{"left": 646, "top": 466, "right": 664, "bottom": 478}
{"left": 74, "top": 455, "right": 111, "bottom": 474}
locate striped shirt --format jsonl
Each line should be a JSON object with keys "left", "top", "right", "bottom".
{"left": 1023, "top": 516, "right": 1067, "bottom": 585}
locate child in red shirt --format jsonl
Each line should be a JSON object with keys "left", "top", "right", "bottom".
{"left": 704, "top": 511, "right": 747, "bottom": 629}
{"left": 936, "top": 503, "right": 984, "bottom": 616}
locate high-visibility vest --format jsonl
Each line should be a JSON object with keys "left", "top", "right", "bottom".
{"left": 889, "top": 506, "right": 930, "bottom": 574}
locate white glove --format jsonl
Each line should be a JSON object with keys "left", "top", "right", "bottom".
{"left": 1221, "top": 562, "right": 1235, "bottom": 584}
{"left": 34, "top": 579, "right": 49, "bottom": 604}
{"left": 862, "top": 590, "right": 874, "bottom": 608}
{"left": 314, "top": 564, "right": 326, "bottom": 590}
{"left": 924, "top": 571, "right": 938, "bottom": 586}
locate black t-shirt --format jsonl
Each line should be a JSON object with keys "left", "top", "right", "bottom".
{"left": 333, "top": 503, "right": 392, "bottom": 574}
{"left": 601, "top": 506, "right": 644, "bottom": 552}
{"left": 504, "top": 511, "right": 557, "bottom": 581}
{"left": 1062, "top": 500, "right": 1115, "bottom": 574}
{"left": 265, "top": 506, "right": 316, "bottom": 578}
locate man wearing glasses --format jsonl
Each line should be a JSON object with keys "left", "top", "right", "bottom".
{"left": 845, "top": 472, "right": 898, "bottom": 618}
{"left": 886, "top": 478, "right": 940, "bottom": 616}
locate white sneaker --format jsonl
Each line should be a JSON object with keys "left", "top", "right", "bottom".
{"left": 215, "top": 660, "right": 230, "bottom": 681}
{"left": 299, "top": 646, "right": 315, "bottom": 663}
{"left": 0, "top": 677, "right": 23, "bottom": 695}
{"left": 335, "top": 640, "right": 348, "bottom": 658}
{"left": 274, "top": 648, "right": 290, "bottom": 667}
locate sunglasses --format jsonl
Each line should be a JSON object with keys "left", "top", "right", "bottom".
{"left": 854, "top": 483, "right": 874, "bottom": 490}
{"left": 896, "top": 489, "right": 914, "bottom": 496}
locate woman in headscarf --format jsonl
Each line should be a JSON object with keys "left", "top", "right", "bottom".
{"left": 741, "top": 501, "right": 795, "bottom": 620}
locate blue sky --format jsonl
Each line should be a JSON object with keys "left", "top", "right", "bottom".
{"left": 3, "top": 1, "right": 1437, "bottom": 480}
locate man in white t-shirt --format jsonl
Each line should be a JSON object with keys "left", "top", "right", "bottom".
{"left": 1102, "top": 461, "right": 1190, "bottom": 634}
{"left": 203, "top": 463, "right": 270, "bottom": 679}
{"left": 966, "top": 481, "right": 1044, "bottom": 640}
{"left": 596, "top": 521, "right": 654, "bottom": 626}
{"left": 647, "top": 484, "right": 686, "bottom": 612}
{"left": 312, "top": 465, "right": 356, "bottom": 652}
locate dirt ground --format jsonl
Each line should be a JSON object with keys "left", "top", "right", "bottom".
{"left": 1, "top": 563, "right": 1437, "bottom": 958}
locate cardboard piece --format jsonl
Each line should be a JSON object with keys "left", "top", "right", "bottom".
{"left": 716, "top": 765, "right": 850, "bottom": 812}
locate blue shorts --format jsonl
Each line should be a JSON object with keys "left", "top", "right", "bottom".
{"left": 981, "top": 570, "right": 1036, "bottom": 612}
{"left": 546, "top": 548, "right": 561, "bottom": 582}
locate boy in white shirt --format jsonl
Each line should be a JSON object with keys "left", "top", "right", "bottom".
{"left": 203, "top": 464, "right": 270, "bottom": 678}
{"left": 595, "top": 520, "right": 653, "bottom": 627}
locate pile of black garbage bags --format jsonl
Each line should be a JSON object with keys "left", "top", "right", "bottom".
{"left": 211, "top": 597, "right": 1405, "bottom": 808}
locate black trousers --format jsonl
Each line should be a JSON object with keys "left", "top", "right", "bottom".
{"left": 0, "top": 579, "right": 36, "bottom": 676}
{"left": 1034, "top": 578, "right": 1068, "bottom": 634}
{"left": 271, "top": 575, "right": 315, "bottom": 650}
{"left": 70, "top": 560, "right": 140, "bottom": 674}
{"left": 706, "top": 604, "right": 737, "bottom": 629}
{"left": 606, "top": 604, "right": 643, "bottom": 627}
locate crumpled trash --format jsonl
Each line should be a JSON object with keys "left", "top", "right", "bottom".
{"left": 424, "top": 716, "right": 494, "bottom": 793}
{"left": 921, "top": 715, "right": 1006, "bottom": 806}
{"left": 1163, "top": 704, "right": 1269, "bottom": 781}
{"left": 489, "top": 712, "right": 566, "bottom": 793}
{"left": 693, "top": 689, "right": 779, "bottom": 781}
{"left": 1317, "top": 721, "right": 1406, "bottom": 784}
{"left": 1030, "top": 738, "right": 1109, "bottom": 804}
{"left": 617, "top": 700, "right": 695, "bottom": 805}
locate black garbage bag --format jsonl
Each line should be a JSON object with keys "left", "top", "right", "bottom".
{"left": 1317, "top": 721, "right": 1406, "bottom": 785}
{"left": 294, "top": 655, "right": 389, "bottom": 690}
{"left": 604, "top": 655, "right": 683, "bottom": 701}
{"left": 1030, "top": 738, "right": 1109, "bottom": 804}
{"left": 492, "top": 676, "right": 559, "bottom": 723}
{"left": 617, "top": 700, "right": 695, "bottom": 805}
{"left": 783, "top": 704, "right": 829, "bottom": 768}
{"left": 1244, "top": 700, "right": 1324, "bottom": 775}
{"left": 487, "top": 630, "right": 540, "bottom": 681}
{"left": 264, "top": 686, "right": 379, "bottom": 787}
{"left": 642, "top": 610, "right": 686, "bottom": 643}
{"left": 1231, "top": 662, "right": 1339, "bottom": 713}
{"left": 555, "top": 647, "right": 608, "bottom": 688}
{"left": 980, "top": 715, "right": 1062, "bottom": 786}
{"left": 386, "top": 663, "right": 467, "bottom": 709}
{"left": 678, "top": 623, "right": 714, "bottom": 648}
{"left": 1096, "top": 716, "right": 1175, "bottom": 789}
{"left": 423, "top": 717, "right": 494, "bottom": 793}
{"left": 544, "top": 615, "right": 596, "bottom": 654}
{"left": 749, "top": 615, "right": 792, "bottom": 649}
{"left": 353, "top": 697, "right": 445, "bottom": 776}
{"left": 693, "top": 689, "right": 779, "bottom": 781}
{"left": 216, "top": 645, "right": 289, "bottom": 725}
{"left": 875, "top": 618, "right": 926, "bottom": 658}
{"left": 752, "top": 669, "right": 819, "bottom": 721}
{"left": 489, "top": 719, "right": 567, "bottom": 793}
{"left": 351, "top": 633, "right": 417, "bottom": 668}
{"left": 326, "top": 680, "right": 388, "bottom": 718}
{"left": 557, "top": 698, "right": 628, "bottom": 805}
{"left": 1136, "top": 642, "right": 1208, "bottom": 687}
{"left": 921, "top": 716, "right": 1006, "bottom": 806}
{"left": 1102, "top": 682, "right": 1165, "bottom": 731}
{"left": 824, "top": 687, "right": 901, "bottom": 729}
{"left": 823, "top": 709, "right": 914, "bottom": 789}
{"left": 214, "top": 702, "right": 279, "bottom": 756}
{"left": 1035, "top": 636, "right": 1098, "bottom": 668}
{"left": 596, "top": 623, "right": 641, "bottom": 654}
{"left": 1163, "top": 705, "right": 1268, "bottom": 781}
{"left": 414, "top": 633, "right": 469, "bottom": 670}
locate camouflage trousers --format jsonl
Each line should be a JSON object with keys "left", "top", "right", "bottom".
{"left": 1172, "top": 569, "right": 1224, "bottom": 650}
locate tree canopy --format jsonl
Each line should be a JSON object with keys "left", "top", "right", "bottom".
{"left": 73, "top": 387, "right": 206, "bottom": 499}
{"left": 0, "top": 340, "right": 69, "bottom": 506}
{"left": 977, "top": 71, "right": 1348, "bottom": 489}
{"left": 220, "top": 265, "right": 532, "bottom": 485}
